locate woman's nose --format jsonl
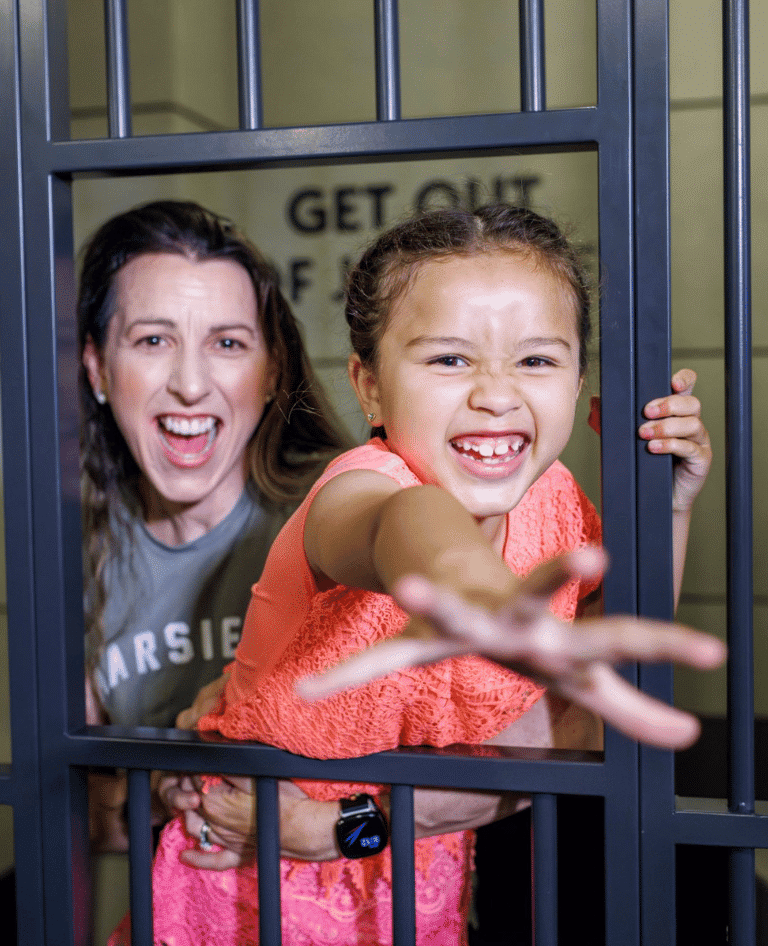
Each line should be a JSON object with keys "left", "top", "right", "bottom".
{"left": 167, "top": 347, "right": 211, "bottom": 403}
{"left": 468, "top": 370, "right": 522, "bottom": 415}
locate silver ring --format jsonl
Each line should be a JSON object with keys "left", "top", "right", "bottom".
{"left": 199, "top": 820, "right": 214, "bottom": 852}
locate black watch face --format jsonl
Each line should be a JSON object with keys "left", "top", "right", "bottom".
{"left": 336, "top": 810, "right": 389, "bottom": 859}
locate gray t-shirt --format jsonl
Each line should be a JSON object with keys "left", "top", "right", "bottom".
{"left": 92, "top": 486, "right": 288, "bottom": 727}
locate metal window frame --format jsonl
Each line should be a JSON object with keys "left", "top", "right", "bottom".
{"left": 0, "top": 1, "right": 760, "bottom": 944}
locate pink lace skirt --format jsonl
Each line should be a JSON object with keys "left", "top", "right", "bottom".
{"left": 109, "top": 817, "right": 473, "bottom": 946}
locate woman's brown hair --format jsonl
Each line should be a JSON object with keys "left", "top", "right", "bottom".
{"left": 79, "top": 199, "right": 350, "bottom": 654}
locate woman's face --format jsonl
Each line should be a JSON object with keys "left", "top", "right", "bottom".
{"left": 83, "top": 252, "right": 276, "bottom": 528}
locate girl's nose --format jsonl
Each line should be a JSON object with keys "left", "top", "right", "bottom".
{"left": 468, "top": 370, "right": 523, "bottom": 415}
{"left": 167, "top": 347, "right": 212, "bottom": 404}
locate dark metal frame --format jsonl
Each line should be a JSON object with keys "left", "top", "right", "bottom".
{"left": 0, "top": 1, "right": 760, "bottom": 944}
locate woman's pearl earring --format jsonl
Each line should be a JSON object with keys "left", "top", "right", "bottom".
{"left": 94, "top": 389, "right": 107, "bottom": 405}
{"left": 367, "top": 412, "right": 375, "bottom": 422}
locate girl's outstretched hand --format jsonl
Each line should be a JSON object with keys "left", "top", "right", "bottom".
{"left": 639, "top": 368, "right": 712, "bottom": 512}
{"left": 298, "top": 547, "right": 725, "bottom": 751}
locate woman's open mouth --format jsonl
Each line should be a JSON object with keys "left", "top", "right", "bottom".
{"left": 157, "top": 415, "right": 218, "bottom": 465}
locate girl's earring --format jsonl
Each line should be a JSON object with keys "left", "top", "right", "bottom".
{"left": 265, "top": 392, "right": 275, "bottom": 404}
{"left": 367, "top": 412, "right": 375, "bottom": 422}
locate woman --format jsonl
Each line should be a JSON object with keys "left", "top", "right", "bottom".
{"left": 80, "top": 199, "right": 350, "bottom": 848}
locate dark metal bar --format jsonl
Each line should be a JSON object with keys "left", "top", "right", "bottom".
{"left": 256, "top": 777, "right": 282, "bottom": 945}
{"left": 374, "top": 0, "right": 400, "bottom": 120}
{"left": 390, "top": 784, "right": 415, "bottom": 946}
{"left": 127, "top": 770, "right": 154, "bottom": 945}
{"left": 69, "top": 730, "right": 605, "bottom": 794}
{"left": 724, "top": 4, "right": 754, "bottom": 940}
{"left": 104, "top": 0, "right": 132, "bottom": 137}
{"left": 723, "top": 0, "right": 753, "bottom": 817}
{"left": 237, "top": 0, "right": 262, "bottom": 130}
{"left": 42, "top": 110, "right": 601, "bottom": 175}
{"left": 519, "top": 0, "right": 546, "bottom": 111}
{"left": 532, "top": 794, "right": 558, "bottom": 946}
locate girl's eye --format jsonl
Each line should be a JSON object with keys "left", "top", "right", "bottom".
{"left": 430, "top": 355, "right": 468, "bottom": 368}
{"left": 520, "top": 356, "right": 552, "bottom": 369}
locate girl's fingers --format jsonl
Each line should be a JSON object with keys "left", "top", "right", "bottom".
{"left": 670, "top": 368, "right": 697, "bottom": 396}
{"left": 557, "top": 663, "right": 703, "bottom": 750}
{"left": 643, "top": 394, "right": 702, "bottom": 421}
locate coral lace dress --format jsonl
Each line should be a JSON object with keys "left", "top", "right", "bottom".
{"left": 111, "top": 439, "right": 600, "bottom": 946}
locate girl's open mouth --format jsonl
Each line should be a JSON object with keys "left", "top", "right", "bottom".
{"left": 451, "top": 434, "right": 528, "bottom": 464}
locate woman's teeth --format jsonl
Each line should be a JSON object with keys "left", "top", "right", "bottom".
{"left": 159, "top": 415, "right": 216, "bottom": 436}
{"left": 452, "top": 436, "right": 526, "bottom": 461}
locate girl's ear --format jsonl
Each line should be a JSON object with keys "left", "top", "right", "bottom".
{"left": 348, "top": 353, "right": 382, "bottom": 427}
{"left": 82, "top": 336, "right": 108, "bottom": 403}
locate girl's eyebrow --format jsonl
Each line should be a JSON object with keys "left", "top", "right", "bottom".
{"left": 406, "top": 335, "right": 476, "bottom": 350}
{"left": 406, "top": 334, "right": 574, "bottom": 352}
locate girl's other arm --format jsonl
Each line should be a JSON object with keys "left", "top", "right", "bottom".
{"left": 639, "top": 368, "right": 712, "bottom": 609}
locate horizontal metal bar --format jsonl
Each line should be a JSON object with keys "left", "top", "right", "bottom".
{"left": 673, "top": 810, "right": 768, "bottom": 848}
{"left": 41, "top": 109, "right": 601, "bottom": 174}
{"left": 68, "top": 728, "right": 605, "bottom": 794}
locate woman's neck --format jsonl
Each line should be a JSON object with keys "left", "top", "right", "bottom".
{"left": 139, "top": 479, "right": 247, "bottom": 546}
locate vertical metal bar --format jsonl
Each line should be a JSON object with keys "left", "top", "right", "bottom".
{"left": 237, "top": 0, "right": 262, "bottom": 130}
{"left": 390, "top": 784, "right": 415, "bottom": 946}
{"left": 724, "top": 0, "right": 754, "bottom": 940}
{"left": 532, "top": 794, "right": 558, "bottom": 946}
{"left": 374, "top": 0, "right": 400, "bottom": 121}
{"left": 127, "top": 769, "right": 154, "bottom": 945}
{"left": 596, "top": 2, "right": 641, "bottom": 943}
{"left": 519, "top": 0, "right": 546, "bottom": 111}
{"left": 632, "top": 0, "right": 677, "bottom": 942}
{"left": 0, "top": 1, "right": 46, "bottom": 941}
{"left": 256, "top": 777, "right": 281, "bottom": 945}
{"left": 104, "top": 0, "right": 132, "bottom": 138}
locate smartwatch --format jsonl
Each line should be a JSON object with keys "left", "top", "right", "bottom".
{"left": 335, "top": 794, "right": 389, "bottom": 859}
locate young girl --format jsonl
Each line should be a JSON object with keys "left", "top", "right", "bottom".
{"left": 127, "top": 205, "right": 721, "bottom": 946}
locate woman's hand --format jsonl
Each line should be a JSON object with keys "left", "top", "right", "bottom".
{"left": 175, "top": 673, "right": 229, "bottom": 730}
{"left": 298, "top": 547, "right": 725, "bottom": 751}
{"left": 639, "top": 368, "right": 712, "bottom": 513}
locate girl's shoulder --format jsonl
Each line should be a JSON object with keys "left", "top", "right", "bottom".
{"left": 318, "top": 438, "right": 422, "bottom": 490}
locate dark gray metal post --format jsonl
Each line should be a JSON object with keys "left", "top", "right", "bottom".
{"left": 256, "top": 776, "right": 282, "bottom": 944}
{"left": 127, "top": 769, "right": 154, "bottom": 945}
{"left": 104, "top": 0, "right": 132, "bottom": 138}
{"left": 723, "top": 0, "right": 754, "bottom": 942}
{"left": 374, "top": 0, "right": 400, "bottom": 121}
{"left": 390, "top": 784, "right": 416, "bottom": 946}
{"left": 237, "top": 0, "right": 262, "bottom": 130}
{"left": 519, "top": 0, "right": 546, "bottom": 111}
{"left": 533, "top": 794, "right": 558, "bottom": 945}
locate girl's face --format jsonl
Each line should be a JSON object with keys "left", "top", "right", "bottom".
{"left": 83, "top": 252, "right": 277, "bottom": 529}
{"left": 350, "top": 251, "right": 583, "bottom": 549}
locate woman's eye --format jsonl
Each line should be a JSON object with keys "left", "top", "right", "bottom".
{"left": 138, "top": 334, "right": 163, "bottom": 348}
{"left": 216, "top": 337, "right": 246, "bottom": 351}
